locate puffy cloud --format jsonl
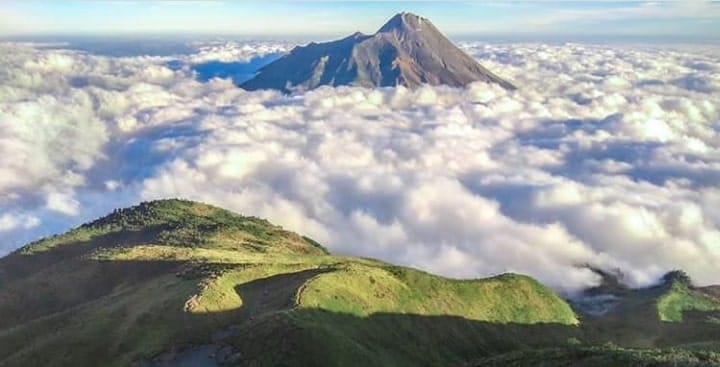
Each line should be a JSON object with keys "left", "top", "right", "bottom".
{"left": 1, "top": 41, "right": 719, "bottom": 292}
{"left": 45, "top": 191, "right": 80, "bottom": 216}
{"left": 185, "top": 41, "right": 290, "bottom": 63}
{"left": 0, "top": 213, "right": 39, "bottom": 232}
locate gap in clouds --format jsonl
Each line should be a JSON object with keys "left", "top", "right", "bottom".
{"left": 0, "top": 40, "right": 718, "bottom": 294}
{"left": 186, "top": 53, "right": 283, "bottom": 85}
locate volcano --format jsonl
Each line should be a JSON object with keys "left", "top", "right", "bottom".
{"left": 241, "top": 12, "right": 516, "bottom": 92}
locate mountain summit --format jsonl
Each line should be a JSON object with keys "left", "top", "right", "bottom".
{"left": 241, "top": 12, "right": 516, "bottom": 92}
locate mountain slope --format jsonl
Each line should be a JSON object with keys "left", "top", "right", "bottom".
{"left": 700, "top": 285, "right": 720, "bottom": 301}
{"left": 472, "top": 347, "right": 720, "bottom": 367}
{"left": 240, "top": 12, "right": 516, "bottom": 92}
{"left": 570, "top": 269, "right": 720, "bottom": 350}
{"left": 1, "top": 200, "right": 719, "bottom": 366}
{"left": 0, "top": 199, "right": 576, "bottom": 367}
{"left": 658, "top": 279, "right": 720, "bottom": 322}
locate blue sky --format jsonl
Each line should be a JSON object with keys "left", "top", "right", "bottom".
{"left": 1, "top": 1, "right": 719, "bottom": 41}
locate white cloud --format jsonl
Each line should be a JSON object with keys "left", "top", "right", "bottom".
{"left": 0, "top": 41, "right": 719, "bottom": 292}
{"left": 0, "top": 213, "right": 39, "bottom": 232}
{"left": 45, "top": 191, "right": 80, "bottom": 216}
{"left": 186, "top": 41, "right": 290, "bottom": 63}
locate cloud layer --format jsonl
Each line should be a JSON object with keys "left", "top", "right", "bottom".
{"left": 1, "top": 41, "right": 718, "bottom": 292}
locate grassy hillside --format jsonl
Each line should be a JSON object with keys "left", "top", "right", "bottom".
{"left": 658, "top": 281, "right": 720, "bottom": 322}
{"left": 0, "top": 199, "right": 582, "bottom": 367}
{"left": 191, "top": 259, "right": 578, "bottom": 367}
{"left": 1, "top": 199, "right": 719, "bottom": 366}
{"left": 18, "top": 199, "right": 328, "bottom": 256}
{"left": 297, "top": 264, "right": 577, "bottom": 324}
{"left": 569, "top": 272, "right": 720, "bottom": 351}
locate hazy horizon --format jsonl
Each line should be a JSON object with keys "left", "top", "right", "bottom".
{"left": 2, "top": 1, "right": 720, "bottom": 42}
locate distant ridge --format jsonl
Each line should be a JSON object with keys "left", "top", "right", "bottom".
{"left": 241, "top": 12, "right": 516, "bottom": 92}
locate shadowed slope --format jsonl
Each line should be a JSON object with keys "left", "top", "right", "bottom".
{"left": 570, "top": 269, "right": 720, "bottom": 349}
{"left": 1, "top": 200, "right": 719, "bottom": 367}
{"left": 0, "top": 199, "right": 327, "bottom": 331}
{"left": 472, "top": 347, "right": 720, "bottom": 367}
{"left": 700, "top": 286, "right": 720, "bottom": 301}
{"left": 0, "top": 199, "right": 577, "bottom": 367}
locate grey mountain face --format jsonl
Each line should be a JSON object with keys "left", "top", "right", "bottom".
{"left": 240, "top": 12, "right": 516, "bottom": 92}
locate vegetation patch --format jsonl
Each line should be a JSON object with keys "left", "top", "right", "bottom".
{"left": 658, "top": 282, "right": 720, "bottom": 322}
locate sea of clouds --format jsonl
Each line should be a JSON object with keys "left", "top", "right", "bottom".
{"left": 0, "top": 40, "right": 718, "bottom": 293}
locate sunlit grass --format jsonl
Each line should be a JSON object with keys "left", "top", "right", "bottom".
{"left": 658, "top": 282, "right": 720, "bottom": 322}
{"left": 3, "top": 199, "right": 719, "bottom": 367}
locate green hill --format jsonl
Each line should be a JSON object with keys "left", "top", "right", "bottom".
{"left": 0, "top": 199, "right": 578, "bottom": 367}
{"left": 571, "top": 270, "right": 720, "bottom": 351}
{"left": 657, "top": 277, "right": 720, "bottom": 322}
{"left": 0, "top": 199, "right": 718, "bottom": 367}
